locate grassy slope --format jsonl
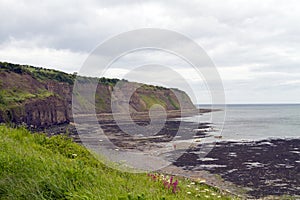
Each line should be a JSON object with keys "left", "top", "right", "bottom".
{"left": 0, "top": 125, "right": 236, "bottom": 200}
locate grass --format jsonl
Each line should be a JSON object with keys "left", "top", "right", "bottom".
{"left": 167, "top": 95, "right": 180, "bottom": 110}
{"left": 0, "top": 125, "right": 236, "bottom": 200}
{"left": 95, "top": 93, "right": 109, "bottom": 113}
{"left": 0, "top": 61, "right": 121, "bottom": 86}
{"left": 0, "top": 88, "right": 54, "bottom": 110}
{"left": 139, "top": 94, "right": 167, "bottom": 110}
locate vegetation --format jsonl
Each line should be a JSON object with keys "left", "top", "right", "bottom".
{"left": 139, "top": 94, "right": 167, "bottom": 110}
{"left": 167, "top": 95, "right": 180, "bottom": 110}
{"left": 95, "top": 92, "right": 110, "bottom": 112}
{"left": 140, "top": 84, "right": 167, "bottom": 91}
{"left": 0, "top": 88, "right": 53, "bottom": 110}
{"left": 0, "top": 61, "right": 122, "bottom": 86}
{"left": 0, "top": 125, "right": 235, "bottom": 200}
{"left": 0, "top": 62, "right": 75, "bottom": 84}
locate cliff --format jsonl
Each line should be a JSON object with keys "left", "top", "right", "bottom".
{"left": 0, "top": 62, "right": 195, "bottom": 128}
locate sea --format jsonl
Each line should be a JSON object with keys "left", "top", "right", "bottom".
{"left": 191, "top": 104, "right": 300, "bottom": 141}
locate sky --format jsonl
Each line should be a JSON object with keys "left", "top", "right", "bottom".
{"left": 0, "top": 0, "right": 300, "bottom": 104}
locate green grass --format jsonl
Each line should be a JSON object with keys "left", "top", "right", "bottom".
{"left": 95, "top": 92, "right": 110, "bottom": 112}
{"left": 0, "top": 125, "right": 236, "bottom": 200}
{"left": 139, "top": 94, "right": 167, "bottom": 110}
{"left": 0, "top": 61, "right": 121, "bottom": 86}
{"left": 0, "top": 89, "right": 54, "bottom": 110}
{"left": 167, "top": 95, "right": 180, "bottom": 110}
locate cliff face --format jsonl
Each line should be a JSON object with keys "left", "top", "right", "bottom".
{"left": 0, "top": 62, "right": 195, "bottom": 128}
{"left": 2, "top": 96, "right": 69, "bottom": 127}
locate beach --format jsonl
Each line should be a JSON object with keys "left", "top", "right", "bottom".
{"left": 42, "top": 105, "right": 300, "bottom": 199}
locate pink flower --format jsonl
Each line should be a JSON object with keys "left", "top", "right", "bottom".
{"left": 163, "top": 180, "right": 169, "bottom": 188}
{"left": 168, "top": 176, "right": 173, "bottom": 189}
{"left": 172, "top": 180, "right": 179, "bottom": 193}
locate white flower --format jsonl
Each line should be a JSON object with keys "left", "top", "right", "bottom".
{"left": 199, "top": 179, "right": 206, "bottom": 183}
{"left": 187, "top": 191, "right": 191, "bottom": 195}
{"left": 72, "top": 153, "right": 77, "bottom": 157}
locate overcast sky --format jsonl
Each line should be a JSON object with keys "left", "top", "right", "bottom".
{"left": 1, "top": 0, "right": 300, "bottom": 104}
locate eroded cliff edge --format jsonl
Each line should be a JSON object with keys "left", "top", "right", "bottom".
{"left": 0, "top": 62, "right": 195, "bottom": 128}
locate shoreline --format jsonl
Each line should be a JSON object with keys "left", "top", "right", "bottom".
{"left": 40, "top": 110, "right": 299, "bottom": 199}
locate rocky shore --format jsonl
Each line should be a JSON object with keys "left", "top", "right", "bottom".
{"left": 173, "top": 139, "right": 300, "bottom": 198}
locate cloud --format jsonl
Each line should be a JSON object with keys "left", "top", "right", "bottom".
{"left": 0, "top": 0, "right": 300, "bottom": 103}
{"left": 0, "top": 37, "right": 87, "bottom": 73}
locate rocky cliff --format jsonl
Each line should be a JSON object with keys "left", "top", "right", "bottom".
{"left": 0, "top": 62, "right": 195, "bottom": 128}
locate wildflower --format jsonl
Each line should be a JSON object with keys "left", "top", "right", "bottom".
{"left": 72, "top": 153, "right": 77, "bottom": 157}
{"left": 187, "top": 191, "right": 191, "bottom": 195}
{"left": 152, "top": 174, "right": 157, "bottom": 181}
{"left": 148, "top": 173, "right": 157, "bottom": 181}
{"left": 168, "top": 176, "right": 173, "bottom": 189}
{"left": 172, "top": 180, "right": 179, "bottom": 193}
{"left": 160, "top": 174, "right": 164, "bottom": 181}
{"left": 191, "top": 182, "right": 195, "bottom": 185}
{"left": 163, "top": 180, "right": 169, "bottom": 188}
{"left": 205, "top": 195, "right": 209, "bottom": 198}
{"left": 195, "top": 188, "right": 199, "bottom": 191}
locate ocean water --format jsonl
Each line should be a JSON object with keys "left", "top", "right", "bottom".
{"left": 194, "top": 104, "right": 300, "bottom": 141}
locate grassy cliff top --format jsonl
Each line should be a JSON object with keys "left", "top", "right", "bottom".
{"left": 0, "top": 61, "right": 112, "bottom": 85}
{"left": 0, "top": 61, "right": 169, "bottom": 89}
{"left": 0, "top": 125, "right": 235, "bottom": 200}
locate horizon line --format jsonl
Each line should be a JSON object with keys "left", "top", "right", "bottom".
{"left": 196, "top": 103, "right": 300, "bottom": 105}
